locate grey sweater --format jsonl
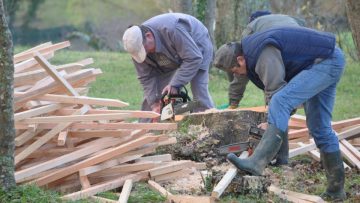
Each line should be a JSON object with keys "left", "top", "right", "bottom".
{"left": 133, "top": 13, "right": 213, "bottom": 106}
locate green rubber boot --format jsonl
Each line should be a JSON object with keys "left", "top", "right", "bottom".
{"left": 320, "top": 150, "right": 346, "bottom": 201}
{"left": 274, "top": 129, "right": 289, "bottom": 166}
{"left": 227, "top": 124, "right": 284, "bottom": 175}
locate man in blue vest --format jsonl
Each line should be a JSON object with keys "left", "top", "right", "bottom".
{"left": 216, "top": 13, "right": 304, "bottom": 166}
{"left": 214, "top": 27, "right": 346, "bottom": 201}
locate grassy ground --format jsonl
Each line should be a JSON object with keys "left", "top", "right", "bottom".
{"left": 7, "top": 48, "right": 360, "bottom": 202}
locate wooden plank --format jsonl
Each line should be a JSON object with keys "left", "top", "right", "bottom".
{"left": 15, "top": 137, "right": 119, "bottom": 183}
{"left": 289, "top": 141, "right": 317, "bottom": 158}
{"left": 339, "top": 143, "right": 360, "bottom": 169}
{"left": 79, "top": 174, "right": 91, "bottom": 189}
{"left": 15, "top": 52, "right": 53, "bottom": 74}
{"left": 34, "top": 53, "right": 79, "bottom": 96}
{"left": 16, "top": 122, "right": 177, "bottom": 130}
{"left": 341, "top": 139, "right": 360, "bottom": 159}
{"left": 148, "top": 160, "right": 193, "bottom": 177}
{"left": 135, "top": 154, "right": 172, "bottom": 163}
{"left": 289, "top": 117, "right": 360, "bottom": 140}
{"left": 168, "top": 195, "right": 215, "bottom": 203}
{"left": 15, "top": 129, "right": 38, "bottom": 147}
{"left": 14, "top": 69, "right": 101, "bottom": 104}
{"left": 118, "top": 179, "right": 133, "bottom": 203}
{"left": 20, "top": 94, "right": 129, "bottom": 107}
{"left": 25, "top": 100, "right": 52, "bottom": 109}
{"left": 211, "top": 151, "right": 249, "bottom": 199}
{"left": 57, "top": 130, "right": 68, "bottom": 146}
{"left": 58, "top": 108, "right": 159, "bottom": 118}
{"left": 81, "top": 140, "right": 157, "bottom": 176}
{"left": 62, "top": 171, "right": 149, "bottom": 201}
{"left": 14, "top": 103, "right": 66, "bottom": 121}
{"left": 15, "top": 106, "right": 89, "bottom": 165}
{"left": 21, "top": 113, "right": 131, "bottom": 124}
{"left": 14, "top": 61, "right": 83, "bottom": 87}
{"left": 93, "top": 162, "right": 158, "bottom": 177}
{"left": 268, "top": 185, "right": 323, "bottom": 203}
{"left": 14, "top": 41, "right": 70, "bottom": 63}
{"left": 14, "top": 42, "right": 52, "bottom": 57}
{"left": 33, "top": 136, "right": 158, "bottom": 186}
{"left": 69, "top": 130, "right": 133, "bottom": 138}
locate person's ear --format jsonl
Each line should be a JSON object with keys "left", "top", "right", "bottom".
{"left": 236, "top": 56, "right": 245, "bottom": 66}
{"left": 145, "top": 32, "right": 153, "bottom": 40}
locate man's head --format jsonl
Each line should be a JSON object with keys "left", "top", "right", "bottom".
{"left": 214, "top": 42, "right": 247, "bottom": 76}
{"left": 122, "top": 25, "right": 156, "bottom": 63}
{"left": 248, "top": 10, "right": 272, "bottom": 23}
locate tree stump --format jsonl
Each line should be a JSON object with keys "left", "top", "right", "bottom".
{"left": 160, "top": 110, "right": 267, "bottom": 166}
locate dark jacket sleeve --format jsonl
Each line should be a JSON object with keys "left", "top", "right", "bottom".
{"left": 255, "top": 45, "right": 287, "bottom": 104}
{"left": 228, "top": 74, "right": 249, "bottom": 106}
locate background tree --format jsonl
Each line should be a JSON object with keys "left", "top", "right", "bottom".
{"left": 172, "top": 0, "right": 193, "bottom": 14}
{"left": 3, "top": 0, "right": 20, "bottom": 30}
{"left": 203, "top": 0, "right": 216, "bottom": 48}
{"left": 345, "top": 0, "right": 360, "bottom": 60}
{"left": 0, "top": 0, "right": 16, "bottom": 191}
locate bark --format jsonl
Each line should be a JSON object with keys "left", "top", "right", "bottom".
{"left": 204, "top": 0, "right": 216, "bottom": 49}
{"left": 345, "top": 0, "right": 360, "bottom": 59}
{"left": 172, "top": 0, "right": 193, "bottom": 15}
{"left": 215, "top": 0, "right": 232, "bottom": 47}
{"left": 0, "top": 0, "right": 16, "bottom": 191}
{"left": 159, "top": 110, "right": 266, "bottom": 166}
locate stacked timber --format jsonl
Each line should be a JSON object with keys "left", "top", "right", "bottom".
{"left": 13, "top": 41, "right": 205, "bottom": 202}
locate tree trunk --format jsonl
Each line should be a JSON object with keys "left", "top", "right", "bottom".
{"left": 172, "top": 0, "right": 193, "bottom": 15}
{"left": 215, "top": 0, "right": 232, "bottom": 47}
{"left": 345, "top": 0, "right": 360, "bottom": 59}
{"left": 204, "top": 0, "right": 216, "bottom": 49}
{"left": 0, "top": 0, "right": 16, "bottom": 191}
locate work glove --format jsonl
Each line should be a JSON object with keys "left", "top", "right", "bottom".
{"left": 228, "top": 99, "right": 239, "bottom": 109}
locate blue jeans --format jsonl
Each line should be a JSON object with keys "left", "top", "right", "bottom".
{"left": 268, "top": 47, "right": 345, "bottom": 153}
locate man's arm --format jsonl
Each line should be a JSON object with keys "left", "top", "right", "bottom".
{"left": 134, "top": 60, "right": 160, "bottom": 107}
{"left": 169, "top": 23, "right": 203, "bottom": 87}
{"left": 228, "top": 74, "right": 249, "bottom": 107}
{"left": 255, "top": 45, "right": 287, "bottom": 104}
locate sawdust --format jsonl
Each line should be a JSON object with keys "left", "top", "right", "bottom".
{"left": 160, "top": 167, "right": 207, "bottom": 195}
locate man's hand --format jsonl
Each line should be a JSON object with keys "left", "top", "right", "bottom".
{"left": 228, "top": 105, "right": 238, "bottom": 109}
{"left": 151, "top": 101, "right": 161, "bottom": 114}
{"left": 257, "top": 122, "right": 268, "bottom": 130}
{"left": 162, "top": 85, "right": 178, "bottom": 95}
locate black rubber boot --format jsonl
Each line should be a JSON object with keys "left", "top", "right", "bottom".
{"left": 274, "top": 129, "right": 289, "bottom": 166}
{"left": 320, "top": 150, "right": 346, "bottom": 201}
{"left": 227, "top": 124, "right": 284, "bottom": 176}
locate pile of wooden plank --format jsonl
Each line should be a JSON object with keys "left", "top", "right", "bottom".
{"left": 210, "top": 106, "right": 360, "bottom": 202}
{"left": 13, "top": 41, "right": 209, "bottom": 201}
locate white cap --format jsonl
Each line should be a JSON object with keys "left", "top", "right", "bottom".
{"left": 122, "top": 26, "right": 146, "bottom": 63}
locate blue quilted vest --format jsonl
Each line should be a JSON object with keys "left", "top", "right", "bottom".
{"left": 242, "top": 27, "right": 336, "bottom": 89}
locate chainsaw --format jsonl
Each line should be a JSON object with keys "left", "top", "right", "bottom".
{"left": 217, "top": 126, "right": 265, "bottom": 155}
{"left": 160, "top": 87, "right": 200, "bottom": 121}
